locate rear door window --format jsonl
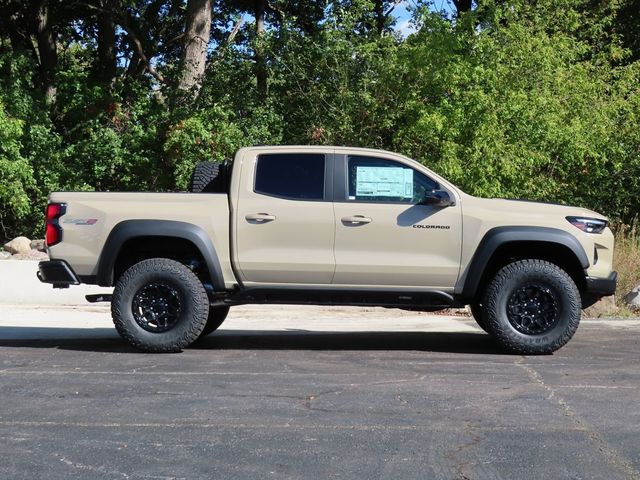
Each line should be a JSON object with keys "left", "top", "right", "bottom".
{"left": 255, "top": 153, "right": 326, "bottom": 201}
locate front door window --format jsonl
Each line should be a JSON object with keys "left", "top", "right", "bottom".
{"left": 347, "top": 156, "right": 439, "bottom": 204}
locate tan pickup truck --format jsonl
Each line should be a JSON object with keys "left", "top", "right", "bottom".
{"left": 37, "top": 146, "right": 617, "bottom": 354}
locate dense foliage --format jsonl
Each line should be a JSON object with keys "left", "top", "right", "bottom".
{"left": 0, "top": 0, "right": 638, "bottom": 240}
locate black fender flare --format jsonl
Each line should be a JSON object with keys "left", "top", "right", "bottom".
{"left": 455, "top": 226, "right": 590, "bottom": 301}
{"left": 96, "top": 220, "right": 225, "bottom": 289}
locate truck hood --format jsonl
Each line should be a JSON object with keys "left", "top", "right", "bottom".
{"left": 463, "top": 195, "right": 608, "bottom": 221}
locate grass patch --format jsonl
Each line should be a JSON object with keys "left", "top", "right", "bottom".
{"left": 613, "top": 220, "right": 640, "bottom": 309}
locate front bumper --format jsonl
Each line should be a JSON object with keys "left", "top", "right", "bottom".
{"left": 585, "top": 271, "right": 617, "bottom": 296}
{"left": 37, "top": 260, "right": 80, "bottom": 288}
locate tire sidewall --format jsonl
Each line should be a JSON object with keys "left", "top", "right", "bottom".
{"left": 190, "top": 162, "right": 224, "bottom": 193}
{"left": 200, "top": 305, "right": 231, "bottom": 337}
{"left": 470, "top": 303, "right": 489, "bottom": 333}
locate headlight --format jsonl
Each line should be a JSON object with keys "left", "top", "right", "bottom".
{"left": 566, "top": 216, "right": 608, "bottom": 234}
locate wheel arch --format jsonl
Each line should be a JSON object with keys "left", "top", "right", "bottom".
{"left": 456, "top": 226, "right": 589, "bottom": 302}
{"left": 96, "top": 220, "right": 225, "bottom": 289}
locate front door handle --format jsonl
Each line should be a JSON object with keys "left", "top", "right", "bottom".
{"left": 341, "top": 215, "right": 372, "bottom": 225}
{"left": 246, "top": 213, "right": 276, "bottom": 223}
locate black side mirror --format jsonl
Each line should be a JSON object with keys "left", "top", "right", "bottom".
{"left": 420, "top": 190, "right": 455, "bottom": 207}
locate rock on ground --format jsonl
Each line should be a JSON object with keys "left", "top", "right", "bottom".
{"left": 623, "top": 285, "right": 640, "bottom": 311}
{"left": 30, "top": 239, "right": 46, "bottom": 252}
{"left": 3, "top": 236, "right": 32, "bottom": 255}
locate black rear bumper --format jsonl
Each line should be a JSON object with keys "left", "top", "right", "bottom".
{"left": 37, "top": 260, "right": 80, "bottom": 288}
{"left": 585, "top": 271, "right": 617, "bottom": 296}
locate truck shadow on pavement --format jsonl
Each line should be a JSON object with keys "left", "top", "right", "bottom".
{"left": 0, "top": 327, "right": 505, "bottom": 355}
{"left": 195, "top": 330, "right": 504, "bottom": 354}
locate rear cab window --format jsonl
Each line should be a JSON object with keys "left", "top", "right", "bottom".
{"left": 255, "top": 153, "right": 326, "bottom": 201}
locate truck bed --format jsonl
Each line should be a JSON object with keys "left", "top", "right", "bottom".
{"left": 47, "top": 192, "right": 233, "bottom": 285}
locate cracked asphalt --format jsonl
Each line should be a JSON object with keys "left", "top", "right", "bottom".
{"left": 0, "top": 262, "right": 639, "bottom": 479}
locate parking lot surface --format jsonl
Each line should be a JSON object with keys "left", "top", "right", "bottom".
{"left": 1, "top": 299, "right": 639, "bottom": 480}
{"left": 1, "top": 262, "right": 639, "bottom": 480}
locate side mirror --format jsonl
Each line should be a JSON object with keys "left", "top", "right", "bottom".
{"left": 420, "top": 190, "right": 455, "bottom": 207}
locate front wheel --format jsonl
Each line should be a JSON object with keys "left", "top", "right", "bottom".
{"left": 111, "top": 258, "right": 209, "bottom": 352}
{"left": 482, "top": 259, "right": 581, "bottom": 354}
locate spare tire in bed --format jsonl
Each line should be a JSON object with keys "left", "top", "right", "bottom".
{"left": 189, "top": 161, "right": 228, "bottom": 193}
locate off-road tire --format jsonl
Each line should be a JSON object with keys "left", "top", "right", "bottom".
{"left": 111, "top": 258, "right": 209, "bottom": 353}
{"left": 470, "top": 303, "right": 489, "bottom": 333}
{"left": 190, "top": 161, "right": 226, "bottom": 193}
{"left": 483, "top": 259, "right": 581, "bottom": 355}
{"left": 199, "top": 306, "right": 231, "bottom": 338}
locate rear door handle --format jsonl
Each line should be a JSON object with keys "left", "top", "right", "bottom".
{"left": 245, "top": 213, "right": 276, "bottom": 223}
{"left": 341, "top": 215, "right": 372, "bottom": 225}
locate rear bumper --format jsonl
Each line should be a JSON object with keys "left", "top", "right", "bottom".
{"left": 37, "top": 260, "right": 80, "bottom": 288}
{"left": 585, "top": 271, "right": 617, "bottom": 296}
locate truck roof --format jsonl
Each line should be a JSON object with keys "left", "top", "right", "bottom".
{"left": 237, "top": 145, "right": 408, "bottom": 158}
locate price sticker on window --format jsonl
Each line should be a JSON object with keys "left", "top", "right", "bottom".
{"left": 355, "top": 166, "right": 413, "bottom": 198}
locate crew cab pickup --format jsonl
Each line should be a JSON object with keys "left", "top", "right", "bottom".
{"left": 37, "top": 146, "right": 617, "bottom": 353}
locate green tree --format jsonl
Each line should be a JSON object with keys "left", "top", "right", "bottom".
{"left": 0, "top": 102, "right": 35, "bottom": 238}
{"left": 0, "top": 0, "right": 639, "bottom": 240}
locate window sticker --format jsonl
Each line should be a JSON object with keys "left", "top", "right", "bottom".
{"left": 355, "top": 166, "right": 413, "bottom": 198}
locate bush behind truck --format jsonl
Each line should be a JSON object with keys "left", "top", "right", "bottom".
{"left": 37, "top": 146, "right": 617, "bottom": 353}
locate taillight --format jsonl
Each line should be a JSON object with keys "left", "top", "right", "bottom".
{"left": 45, "top": 203, "right": 67, "bottom": 247}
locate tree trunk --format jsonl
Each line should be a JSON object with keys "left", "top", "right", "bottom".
{"left": 453, "top": 0, "right": 473, "bottom": 17}
{"left": 4, "top": 11, "right": 32, "bottom": 55}
{"left": 178, "top": 0, "right": 212, "bottom": 96}
{"left": 374, "top": 0, "right": 385, "bottom": 36}
{"left": 254, "top": 0, "right": 267, "bottom": 98}
{"left": 126, "top": 50, "right": 141, "bottom": 77}
{"left": 96, "top": 0, "right": 117, "bottom": 85}
{"left": 35, "top": 0, "right": 57, "bottom": 104}
{"left": 120, "top": 8, "right": 165, "bottom": 83}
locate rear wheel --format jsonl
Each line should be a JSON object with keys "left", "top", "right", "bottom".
{"left": 199, "top": 306, "right": 231, "bottom": 338}
{"left": 111, "top": 258, "right": 209, "bottom": 352}
{"left": 482, "top": 259, "right": 581, "bottom": 354}
{"left": 469, "top": 303, "right": 489, "bottom": 333}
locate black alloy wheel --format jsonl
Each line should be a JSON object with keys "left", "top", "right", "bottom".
{"left": 506, "top": 283, "right": 560, "bottom": 335}
{"left": 132, "top": 282, "right": 183, "bottom": 333}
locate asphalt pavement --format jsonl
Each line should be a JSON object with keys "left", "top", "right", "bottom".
{"left": 1, "top": 261, "right": 639, "bottom": 479}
